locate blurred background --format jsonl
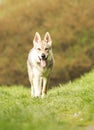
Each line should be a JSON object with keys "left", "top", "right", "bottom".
{"left": 0, "top": 0, "right": 94, "bottom": 87}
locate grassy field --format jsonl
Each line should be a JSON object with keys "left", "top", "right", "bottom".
{"left": 0, "top": 70, "right": 94, "bottom": 130}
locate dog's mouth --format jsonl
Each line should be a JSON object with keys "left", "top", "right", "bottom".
{"left": 38, "top": 56, "right": 47, "bottom": 68}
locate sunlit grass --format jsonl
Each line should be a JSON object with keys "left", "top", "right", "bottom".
{"left": 0, "top": 70, "right": 94, "bottom": 130}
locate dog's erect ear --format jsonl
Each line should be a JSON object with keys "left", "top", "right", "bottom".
{"left": 44, "top": 32, "right": 52, "bottom": 46}
{"left": 33, "top": 32, "right": 41, "bottom": 45}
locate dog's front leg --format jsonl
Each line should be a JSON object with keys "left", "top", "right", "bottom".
{"left": 33, "top": 76, "right": 41, "bottom": 97}
{"left": 42, "top": 77, "right": 48, "bottom": 98}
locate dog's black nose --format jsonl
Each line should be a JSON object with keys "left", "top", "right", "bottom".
{"left": 41, "top": 53, "right": 45, "bottom": 59}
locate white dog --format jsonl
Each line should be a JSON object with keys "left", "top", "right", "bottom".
{"left": 27, "top": 32, "right": 54, "bottom": 98}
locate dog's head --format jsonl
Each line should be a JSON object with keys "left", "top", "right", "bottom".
{"left": 33, "top": 32, "right": 52, "bottom": 68}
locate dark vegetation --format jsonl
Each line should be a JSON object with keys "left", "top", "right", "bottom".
{"left": 0, "top": 0, "right": 94, "bottom": 87}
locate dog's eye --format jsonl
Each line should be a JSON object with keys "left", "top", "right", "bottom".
{"left": 37, "top": 48, "right": 41, "bottom": 51}
{"left": 45, "top": 48, "right": 49, "bottom": 51}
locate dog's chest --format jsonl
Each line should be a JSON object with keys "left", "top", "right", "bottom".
{"left": 33, "top": 65, "right": 51, "bottom": 77}
{"left": 42, "top": 67, "right": 52, "bottom": 77}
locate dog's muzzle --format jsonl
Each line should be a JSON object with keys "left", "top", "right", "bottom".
{"left": 41, "top": 53, "right": 48, "bottom": 60}
{"left": 38, "top": 53, "right": 48, "bottom": 68}
{"left": 38, "top": 53, "right": 48, "bottom": 61}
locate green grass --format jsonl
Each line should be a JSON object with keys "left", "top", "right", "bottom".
{"left": 0, "top": 70, "right": 94, "bottom": 130}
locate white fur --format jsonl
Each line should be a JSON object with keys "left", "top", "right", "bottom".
{"left": 27, "top": 32, "right": 54, "bottom": 98}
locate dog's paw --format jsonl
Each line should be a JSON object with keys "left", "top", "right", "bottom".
{"left": 41, "top": 93, "right": 46, "bottom": 98}
{"left": 32, "top": 95, "right": 40, "bottom": 98}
